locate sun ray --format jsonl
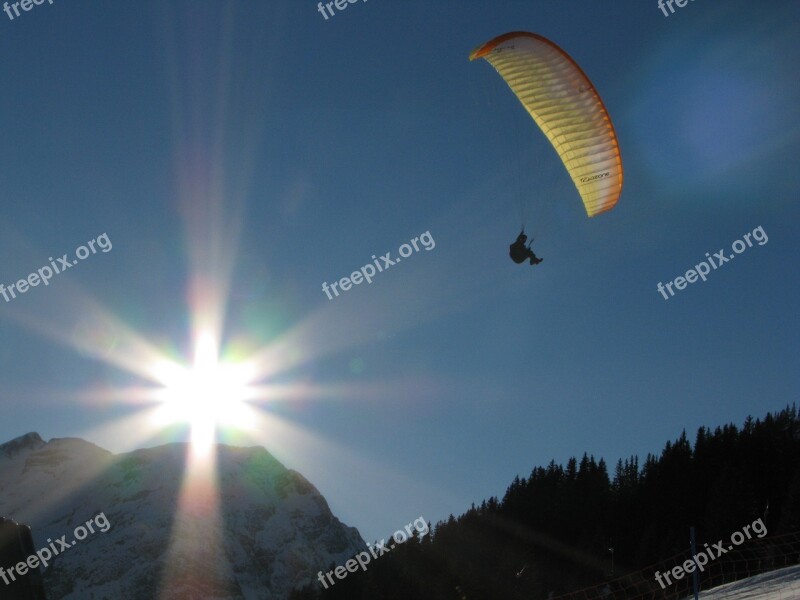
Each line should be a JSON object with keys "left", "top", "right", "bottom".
{"left": 0, "top": 8, "right": 462, "bottom": 596}
{"left": 158, "top": 443, "right": 228, "bottom": 599}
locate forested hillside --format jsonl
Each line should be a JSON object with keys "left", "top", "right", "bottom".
{"left": 291, "top": 405, "right": 800, "bottom": 599}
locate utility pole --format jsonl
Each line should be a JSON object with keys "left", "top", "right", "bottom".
{"left": 690, "top": 526, "right": 699, "bottom": 600}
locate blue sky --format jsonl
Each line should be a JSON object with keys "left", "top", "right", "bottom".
{"left": 1, "top": 0, "right": 798, "bottom": 545}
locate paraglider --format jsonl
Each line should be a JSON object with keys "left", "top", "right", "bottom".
{"left": 509, "top": 231, "right": 542, "bottom": 266}
{"left": 470, "top": 31, "right": 623, "bottom": 262}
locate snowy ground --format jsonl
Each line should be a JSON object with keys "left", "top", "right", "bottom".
{"left": 698, "top": 565, "right": 800, "bottom": 600}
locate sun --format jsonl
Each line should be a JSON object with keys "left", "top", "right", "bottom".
{"left": 152, "top": 331, "right": 255, "bottom": 454}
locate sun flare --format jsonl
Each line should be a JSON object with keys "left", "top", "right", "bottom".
{"left": 152, "top": 331, "right": 256, "bottom": 454}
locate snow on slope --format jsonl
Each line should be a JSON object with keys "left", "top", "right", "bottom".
{"left": 0, "top": 432, "right": 365, "bottom": 599}
{"left": 698, "top": 564, "right": 800, "bottom": 600}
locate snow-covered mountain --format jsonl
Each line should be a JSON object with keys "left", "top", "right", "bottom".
{"left": 0, "top": 432, "right": 364, "bottom": 599}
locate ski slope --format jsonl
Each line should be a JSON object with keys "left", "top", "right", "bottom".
{"left": 699, "top": 565, "right": 800, "bottom": 600}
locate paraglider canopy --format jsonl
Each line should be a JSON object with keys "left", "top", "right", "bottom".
{"left": 470, "top": 31, "right": 623, "bottom": 217}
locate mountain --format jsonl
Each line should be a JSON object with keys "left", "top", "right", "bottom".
{"left": 0, "top": 433, "right": 364, "bottom": 599}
